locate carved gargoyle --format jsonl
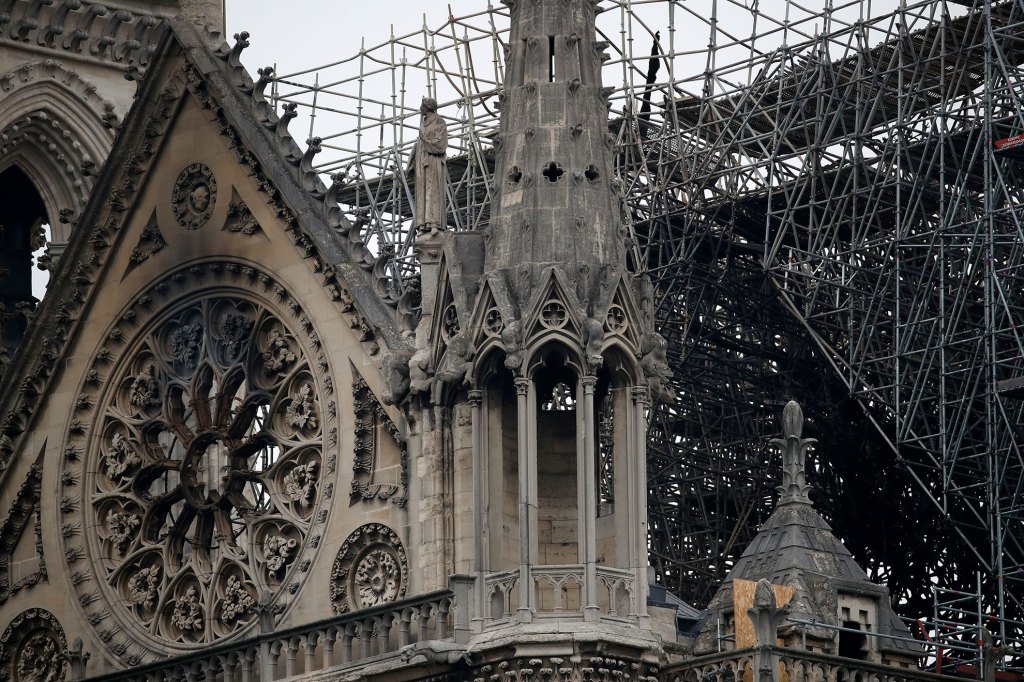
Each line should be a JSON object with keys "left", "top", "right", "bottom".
{"left": 436, "top": 332, "right": 473, "bottom": 387}
{"left": 408, "top": 346, "right": 433, "bottom": 394}
{"left": 640, "top": 331, "right": 673, "bottom": 401}
{"left": 380, "top": 351, "right": 412, "bottom": 406}
{"left": 399, "top": 641, "right": 475, "bottom": 666}
{"left": 501, "top": 319, "right": 525, "bottom": 372}
{"left": 583, "top": 316, "right": 605, "bottom": 371}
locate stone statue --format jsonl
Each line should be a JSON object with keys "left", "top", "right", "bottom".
{"left": 640, "top": 332, "right": 672, "bottom": 401}
{"left": 411, "top": 97, "right": 448, "bottom": 235}
{"left": 436, "top": 332, "right": 474, "bottom": 386}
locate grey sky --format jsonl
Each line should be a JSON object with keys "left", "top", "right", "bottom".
{"left": 226, "top": 1, "right": 488, "bottom": 78}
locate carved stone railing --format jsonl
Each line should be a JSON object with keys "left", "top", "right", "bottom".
{"left": 481, "top": 569, "right": 519, "bottom": 624}
{"left": 86, "top": 590, "right": 455, "bottom": 682}
{"left": 478, "top": 564, "right": 639, "bottom": 628}
{"left": 664, "top": 646, "right": 966, "bottom": 682}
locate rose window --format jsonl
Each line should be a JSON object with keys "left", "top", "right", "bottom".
{"left": 86, "top": 295, "right": 325, "bottom": 645}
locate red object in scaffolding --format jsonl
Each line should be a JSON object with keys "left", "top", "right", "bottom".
{"left": 995, "top": 133, "right": 1024, "bottom": 150}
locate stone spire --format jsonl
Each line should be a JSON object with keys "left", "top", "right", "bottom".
{"left": 771, "top": 400, "right": 815, "bottom": 506}
{"left": 487, "top": 0, "right": 625, "bottom": 271}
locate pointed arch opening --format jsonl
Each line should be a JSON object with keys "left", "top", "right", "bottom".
{"left": 0, "top": 166, "right": 48, "bottom": 353}
{"left": 531, "top": 348, "right": 581, "bottom": 575}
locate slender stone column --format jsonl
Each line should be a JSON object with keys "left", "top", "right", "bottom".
{"left": 468, "top": 389, "right": 486, "bottom": 626}
{"left": 630, "top": 386, "right": 651, "bottom": 620}
{"left": 581, "top": 375, "right": 599, "bottom": 619}
{"left": 514, "top": 377, "right": 534, "bottom": 621}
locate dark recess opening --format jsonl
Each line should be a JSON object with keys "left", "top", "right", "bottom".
{"left": 542, "top": 162, "right": 564, "bottom": 182}
{"left": 549, "top": 35, "right": 556, "bottom": 82}
{"left": 0, "top": 167, "right": 46, "bottom": 353}
{"left": 838, "top": 620, "right": 867, "bottom": 660}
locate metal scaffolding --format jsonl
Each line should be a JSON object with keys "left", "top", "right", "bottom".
{"left": 268, "top": 0, "right": 1024, "bottom": 646}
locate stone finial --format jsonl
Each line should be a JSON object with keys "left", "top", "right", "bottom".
{"left": 770, "top": 400, "right": 816, "bottom": 506}
{"left": 68, "top": 637, "right": 90, "bottom": 681}
{"left": 258, "top": 591, "right": 275, "bottom": 633}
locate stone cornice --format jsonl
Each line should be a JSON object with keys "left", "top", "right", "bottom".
{"left": 0, "top": 0, "right": 169, "bottom": 69}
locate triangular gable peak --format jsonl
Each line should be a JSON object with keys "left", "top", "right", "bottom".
{"left": 520, "top": 266, "right": 586, "bottom": 354}
{"left": 0, "top": 21, "right": 412, "bottom": 477}
{"left": 0, "top": 20, "right": 429, "bottom": 670}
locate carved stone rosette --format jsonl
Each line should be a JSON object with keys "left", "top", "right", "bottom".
{"left": 59, "top": 263, "right": 336, "bottom": 661}
{"left": 0, "top": 608, "right": 68, "bottom": 682}
{"left": 172, "top": 163, "right": 217, "bottom": 230}
{"left": 330, "top": 524, "right": 408, "bottom": 614}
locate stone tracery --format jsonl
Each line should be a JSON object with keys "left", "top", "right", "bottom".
{"left": 0, "top": 608, "right": 68, "bottom": 682}
{"left": 63, "top": 277, "right": 333, "bottom": 654}
{"left": 330, "top": 524, "right": 408, "bottom": 614}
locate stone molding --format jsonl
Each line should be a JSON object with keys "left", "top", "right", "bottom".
{"left": 350, "top": 364, "right": 408, "bottom": 506}
{"left": 0, "top": 2, "right": 168, "bottom": 67}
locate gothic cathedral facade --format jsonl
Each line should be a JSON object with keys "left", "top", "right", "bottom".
{"left": 0, "top": 1, "right": 671, "bottom": 678}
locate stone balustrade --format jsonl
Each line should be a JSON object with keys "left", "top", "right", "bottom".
{"left": 85, "top": 590, "right": 455, "bottom": 682}
{"left": 664, "top": 646, "right": 962, "bottom": 682}
{"left": 479, "top": 564, "right": 638, "bottom": 627}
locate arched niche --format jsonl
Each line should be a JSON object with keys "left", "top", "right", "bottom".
{"left": 0, "top": 61, "right": 115, "bottom": 251}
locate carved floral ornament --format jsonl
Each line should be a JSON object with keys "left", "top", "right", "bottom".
{"left": 59, "top": 264, "right": 336, "bottom": 659}
{"left": 172, "top": 163, "right": 217, "bottom": 231}
{"left": 330, "top": 524, "right": 408, "bottom": 615}
{"left": 0, "top": 608, "right": 68, "bottom": 682}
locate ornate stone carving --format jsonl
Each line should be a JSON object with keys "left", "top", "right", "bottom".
{"left": 169, "top": 321, "right": 202, "bottom": 365}
{"left": 127, "top": 565, "right": 160, "bottom": 610}
{"left": 103, "top": 510, "right": 139, "bottom": 551}
{"left": 59, "top": 266, "right": 335, "bottom": 657}
{"left": 262, "top": 326, "right": 297, "bottom": 372}
{"left": 224, "top": 189, "right": 263, "bottom": 236}
{"left": 605, "top": 304, "right": 627, "bottom": 333}
{"left": 540, "top": 300, "right": 569, "bottom": 329}
{"left": 0, "top": 457, "right": 46, "bottom": 605}
{"left": 100, "top": 433, "right": 140, "bottom": 481}
{"left": 354, "top": 548, "right": 401, "bottom": 607}
{"left": 350, "top": 366, "right": 408, "bottom": 505}
{"left": 264, "top": 535, "right": 297, "bottom": 575}
{"left": 171, "top": 163, "right": 217, "bottom": 230}
{"left": 639, "top": 331, "right": 673, "bottom": 402}
{"left": 126, "top": 211, "right": 166, "bottom": 269}
{"left": 0, "top": 608, "right": 68, "bottom": 682}
{"left": 441, "top": 303, "right": 460, "bottom": 342}
{"left": 285, "top": 384, "right": 318, "bottom": 430}
{"left": 283, "top": 462, "right": 318, "bottom": 507}
{"left": 483, "top": 307, "right": 504, "bottom": 336}
{"left": 220, "top": 576, "right": 257, "bottom": 623}
{"left": 127, "top": 365, "right": 160, "bottom": 409}
{"left": 330, "top": 524, "right": 408, "bottom": 614}
{"left": 771, "top": 400, "right": 816, "bottom": 506}
{"left": 170, "top": 586, "right": 203, "bottom": 633}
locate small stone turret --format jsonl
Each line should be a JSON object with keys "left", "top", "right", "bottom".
{"left": 695, "top": 401, "right": 922, "bottom": 666}
{"left": 409, "top": 0, "right": 667, "bottom": 647}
